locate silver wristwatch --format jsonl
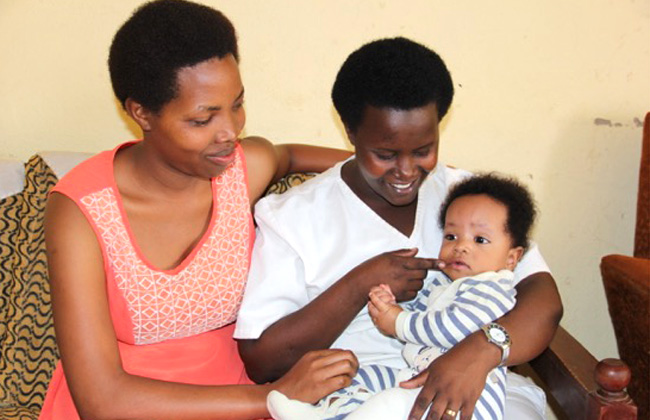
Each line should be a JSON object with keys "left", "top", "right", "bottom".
{"left": 481, "top": 322, "right": 511, "bottom": 366}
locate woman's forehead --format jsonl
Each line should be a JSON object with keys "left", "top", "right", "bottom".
{"left": 355, "top": 104, "right": 439, "bottom": 147}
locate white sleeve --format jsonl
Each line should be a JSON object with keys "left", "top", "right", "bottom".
{"left": 512, "top": 242, "right": 551, "bottom": 285}
{"left": 233, "top": 203, "right": 310, "bottom": 340}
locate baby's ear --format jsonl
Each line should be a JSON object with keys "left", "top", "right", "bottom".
{"left": 506, "top": 246, "right": 525, "bottom": 271}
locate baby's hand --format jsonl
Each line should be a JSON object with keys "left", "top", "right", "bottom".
{"left": 368, "top": 285, "right": 402, "bottom": 337}
{"left": 369, "top": 284, "right": 397, "bottom": 304}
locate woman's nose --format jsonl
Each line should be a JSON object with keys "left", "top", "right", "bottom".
{"left": 215, "top": 123, "right": 235, "bottom": 143}
{"left": 215, "top": 111, "right": 241, "bottom": 143}
{"left": 396, "top": 156, "right": 417, "bottom": 179}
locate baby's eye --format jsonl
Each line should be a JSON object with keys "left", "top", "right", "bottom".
{"left": 475, "top": 236, "right": 490, "bottom": 244}
{"left": 444, "top": 233, "right": 456, "bottom": 241}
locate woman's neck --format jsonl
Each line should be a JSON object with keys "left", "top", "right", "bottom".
{"left": 341, "top": 159, "right": 418, "bottom": 237}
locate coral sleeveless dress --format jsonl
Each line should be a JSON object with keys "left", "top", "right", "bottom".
{"left": 39, "top": 141, "right": 254, "bottom": 419}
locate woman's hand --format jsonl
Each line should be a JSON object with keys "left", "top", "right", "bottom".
{"left": 348, "top": 248, "right": 443, "bottom": 302}
{"left": 272, "top": 349, "right": 359, "bottom": 404}
{"left": 400, "top": 333, "right": 499, "bottom": 420}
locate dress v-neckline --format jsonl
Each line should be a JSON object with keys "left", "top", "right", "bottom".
{"left": 336, "top": 162, "right": 426, "bottom": 241}
{"left": 109, "top": 141, "right": 218, "bottom": 275}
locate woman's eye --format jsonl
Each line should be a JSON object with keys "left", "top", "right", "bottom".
{"left": 233, "top": 101, "right": 244, "bottom": 110}
{"left": 475, "top": 236, "right": 490, "bottom": 244}
{"left": 375, "top": 153, "right": 395, "bottom": 161}
{"left": 414, "top": 148, "right": 431, "bottom": 157}
{"left": 191, "top": 117, "right": 212, "bottom": 127}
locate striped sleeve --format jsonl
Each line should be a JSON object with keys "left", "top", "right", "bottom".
{"left": 395, "top": 272, "right": 516, "bottom": 349}
{"left": 402, "top": 273, "right": 448, "bottom": 312}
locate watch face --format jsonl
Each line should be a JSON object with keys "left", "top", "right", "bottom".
{"left": 490, "top": 327, "right": 507, "bottom": 343}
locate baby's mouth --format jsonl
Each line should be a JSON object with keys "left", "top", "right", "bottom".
{"left": 449, "top": 260, "right": 469, "bottom": 269}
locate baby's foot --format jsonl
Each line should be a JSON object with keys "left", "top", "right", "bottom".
{"left": 267, "top": 390, "right": 321, "bottom": 420}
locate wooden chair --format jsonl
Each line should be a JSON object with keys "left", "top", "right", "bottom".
{"left": 529, "top": 327, "right": 637, "bottom": 419}
{"left": 599, "top": 111, "right": 650, "bottom": 419}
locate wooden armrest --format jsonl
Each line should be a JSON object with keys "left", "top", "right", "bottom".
{"left": 528, "top": 326, "right": 637, "bottom": 419}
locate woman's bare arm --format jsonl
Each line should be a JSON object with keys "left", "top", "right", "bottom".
{"left": 272, "top": 143, "right": 352, "bottom": 180}
{"left": 45, "top": 193, "right": 357, "bottom": 420}
{"left": 241, "top": 136, "right": 351, "bottom": 206}
{"left": 238, "top": 249, "right": 439, "bottom": 384}
{"left": 500, "top": 272, "right": 563, "bottom": 363}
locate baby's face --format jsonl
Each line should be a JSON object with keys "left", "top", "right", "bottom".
{"left": 439, "top": 194, "right": 523, "bottom": 281}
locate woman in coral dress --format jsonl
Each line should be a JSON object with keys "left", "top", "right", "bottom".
{"left": 39, "top": 1, "right": 355, "bottom": 419}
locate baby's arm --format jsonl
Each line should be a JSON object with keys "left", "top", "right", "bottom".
{"left": 368, "top": 284, "right": 402, "bottom": 337}
{"left": 397, "top": 275, "right": 516, "bottom": 349}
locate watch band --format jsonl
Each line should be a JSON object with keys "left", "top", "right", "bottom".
{"left": 498, "top": 340, "right": 510, "bottom": 366}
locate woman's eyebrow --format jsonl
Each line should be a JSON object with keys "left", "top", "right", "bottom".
{"left": 198, "top": 88, "right": 245, "bottom": 111}
{"left": 414, "top": 141, "right": 434, "bottom": 151}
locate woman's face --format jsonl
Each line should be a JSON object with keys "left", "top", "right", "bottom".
{"left": 141, "top": 54, "right": 246, "bottom": 179}
{"left": 347, "top": 104, "right": 440, "bottom": 207}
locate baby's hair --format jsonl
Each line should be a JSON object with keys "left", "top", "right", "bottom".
{"left": 438, "top": 173, "right": 537, "bottom": 249}
{"left": 331, "top": 37, "right": 454, "bottom": 133}
{"left": 109, "top": 0, "right": 238, "bottom": 113}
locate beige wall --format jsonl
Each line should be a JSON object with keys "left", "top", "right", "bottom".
{"left": 1, "top": 0, "right": 649, "bottom": 361}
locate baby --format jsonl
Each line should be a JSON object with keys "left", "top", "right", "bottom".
{"left": 268, "top": 173, "right": 537, "bottom": 420}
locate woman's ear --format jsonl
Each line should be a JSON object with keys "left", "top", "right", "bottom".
{"left": 344, "top": 126, "right": 356, "bottom": 147}
{"left": 124, "top": 98, "right": 153, "bottom": 132}
{"left": 506, "top": 246, "right": 525, "bottom": 271}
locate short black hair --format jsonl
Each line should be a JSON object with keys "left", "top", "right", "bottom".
{"left": 438, "top": 173, "right": 537, "bottom": 249}
{"left": 109, "top": 0, "right": 238, "bottom": 113}
{"left": 331, "top": 37, "right": 454, "bottom": 133}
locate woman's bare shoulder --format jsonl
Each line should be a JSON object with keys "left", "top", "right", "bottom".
{"left": 240, "top": 136, "right": 277, "bottom": 204}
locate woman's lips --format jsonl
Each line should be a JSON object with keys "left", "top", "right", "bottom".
{"left": 206, "top": 148, "right": 236, "bottom": 166}
{"left": 388, "top": 180, "right": 417, "bottom": 195}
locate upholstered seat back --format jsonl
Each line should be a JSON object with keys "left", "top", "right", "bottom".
{"left": 0, "top": 156, "right": 59, "bottom": 418}
{"left": 0, "top": 152, "right": 90, "bottom": 420}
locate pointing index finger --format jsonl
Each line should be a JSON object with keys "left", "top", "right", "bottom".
{"left": 402, "top": 257, "right": 445, "bottom": 271}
